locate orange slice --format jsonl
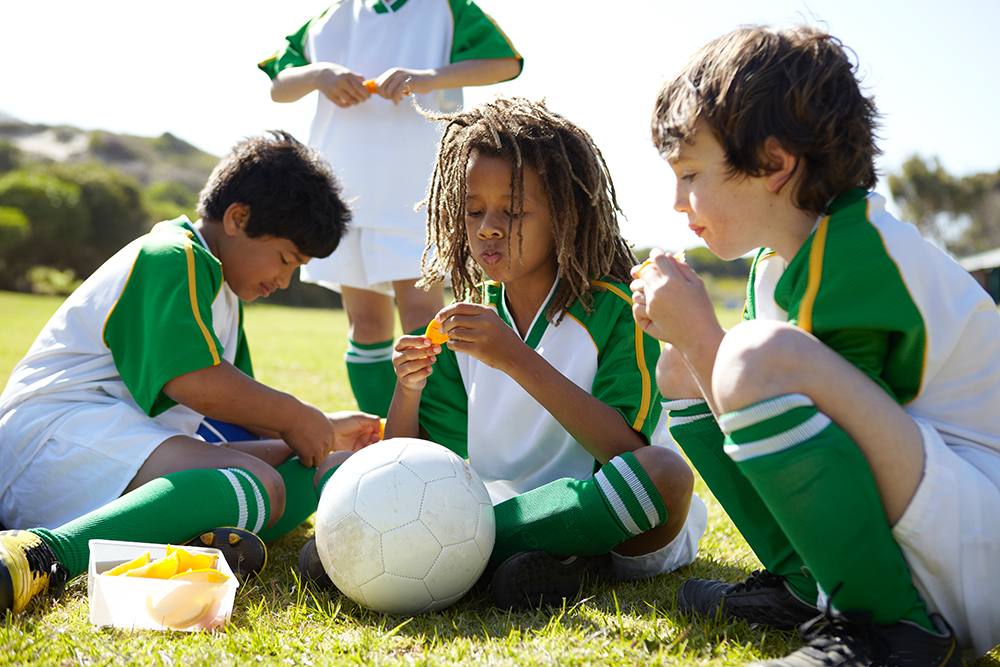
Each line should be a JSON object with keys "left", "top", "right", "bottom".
{"left": 104, "top": 551, "right": 151, "bottom": 576}
{"left": 424, "top": 319, "right": 449, "bottom": 344}
{"left": 167, "top": 545, "right": 217, "bottom": 573}
{"left": 169, "top": 568, "right": 230, "bottom": 584}
{"left": 125, "top": 551, "right": 181, "bottom": 579}
{"left": 379, "top": 418, "right": 386, "bottom": 439}
{"left": 363, "top": 79, "right": 378, "bottom": 94}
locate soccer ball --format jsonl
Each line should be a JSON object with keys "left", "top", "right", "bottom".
{"left": 315, "top": 438, "right": 495, "bottom": 615}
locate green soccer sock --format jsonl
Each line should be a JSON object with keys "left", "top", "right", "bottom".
{"left": 256, "top": 457, "right": 319, "bottom": 543}
{"left": 345, "top": 338, "right": 395, "bottom": 417}
{"left": 665, "top": 398, "right": 814, "bottom": 603}
{"left": 721, "top": 393, "right": 932, "bottom": 630}
{"left": 31, "top": 467, "right": 270, "bottom": 577}
{"left": 491, "top": 451, "right": 667, "bottom": 568}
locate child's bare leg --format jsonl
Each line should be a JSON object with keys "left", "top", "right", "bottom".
{"left": 656, "top": 343, "right": 709, "bottom": 403}
{"left": 613, "top": 446, "right": 693, "bottom": 556}
{"left": 124, "top": 435, "right": 287, "bottom": 528}
{"left": 709, "top": 319, "right": 931, "bottom": 629}
{"left": 713, "top": 319, "right": 923, "bottom": 523}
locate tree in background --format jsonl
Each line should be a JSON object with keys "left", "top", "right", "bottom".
{"left": 888, "top": 156, "right": 1000, "bottom": 257}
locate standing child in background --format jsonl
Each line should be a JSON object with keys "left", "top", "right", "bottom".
{"left": 632, "top": 25, "right": 1000, "bottom": 665}
{"left": 386, "top": 97, "right": 707, "bottom": 609}
{"left": 0, "top": 132, "right": 381, "bottom": 616}
{"left": 259, "top": 0, "right": 522, "bottom": 418}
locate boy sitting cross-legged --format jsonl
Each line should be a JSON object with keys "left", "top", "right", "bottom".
{"left": 0, "top": 131, "right": 381, "bottom": 615}
{"left": 631, "top": 25, "right": 1000, "bottom": 665}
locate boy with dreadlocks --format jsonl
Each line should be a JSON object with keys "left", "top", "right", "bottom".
{"left": 386, "top": 97, "right": 707, "bottom": 609}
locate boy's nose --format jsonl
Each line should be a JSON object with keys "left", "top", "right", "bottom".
{"left": 673, "top": 186, "right": 690, "bottom": 213}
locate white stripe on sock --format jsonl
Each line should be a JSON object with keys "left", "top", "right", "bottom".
{"left": 595, "top": 469, "right": 642, "bottom": 536}
{"left": 668, "top": 413, "right": 713, "bottom": 427}
{"left": 662, "top": 398, "right": 707, "bottom": 411}
{"left": 718, "top": 394, "right": 815, "bottom": 434}
{"left": 220, "top": 469, "right": 248, "bottom": 530}
{"left": 724, "top": 412, "right": 831, "bottom": 462}
{"left": 611, "top": 457, "right": 660, "bottom": 529}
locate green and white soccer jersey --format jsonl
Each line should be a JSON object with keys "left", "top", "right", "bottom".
{"left": 745, "top": 189, "right": 1000, "bottom": 452}
{"left": 419, "top": 279, "right": 662, "bottom": 504}
{"left": 258, "top": 0, "right": 520, "bottom": 235}
{"left": 744, "top": 190, "right": 1000, "bottom": 654}
{"left": 0, "top": 218, "right": 251, "bottom": 528}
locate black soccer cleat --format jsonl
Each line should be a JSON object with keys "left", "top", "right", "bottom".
{"left": 751, "top": 610, "right": 963, "bottom": 667}
{"left": 0, "top": 530, "right": 69, "bottom": 615}
{"left": 678, "top": 570, "right": 819, "bottom": 630}
{"left": 490, "top": 550, "right": 612, "bottom": 610}
{"left": 297, "top": 535, "right": 336, "bottom": 590}
{"left": 184, "top": 527, "right": 266, "bottom": 579}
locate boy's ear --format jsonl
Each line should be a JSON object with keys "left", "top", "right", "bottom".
{"left": 222, "top": 203, "right": 251, "bottom": 236}
{"left": 762, "top": 137, "right": 799, "bottom": 193}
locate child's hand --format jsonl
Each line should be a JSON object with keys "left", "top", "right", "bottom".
{"left": 327, "top": 411, "right": 382, "bottom": 452}
{"left": 434, "top": 302, "right": 521, "bottom": 371}
{"left": 392, "top": 334, "right": 441, "bottom": 392}
{"left": 370, "top": 68, "right": 435, "bottom": 103}
{"left": 630, "top": 248, "right": 722, "bottom": 350}
{"left": 281, "top": 401, "right": 339, "bottom": 468}
{"left": 314, "top": 64, "right": 371, "bottom": 107}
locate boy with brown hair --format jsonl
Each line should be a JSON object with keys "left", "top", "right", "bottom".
{"left": 631, "top": 25, "right": 1000, "bottom": 666}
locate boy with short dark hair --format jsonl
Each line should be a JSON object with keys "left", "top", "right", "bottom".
{"left": 631, "top": 25, "right": 999, "bottom": 665}
{"left": 0, "top": 131, "right": 380, "bottom": 615}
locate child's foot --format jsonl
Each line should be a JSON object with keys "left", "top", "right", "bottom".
{"left": 490, "top": 550, "right": 612, "bottom": 610}
{"left": 297, "top": 536, "right": 335, "bottom": 590}
{"left": 0, "top": 530, "right": 69, "bottom": 614}
{"left": 678, "top": 569, "right": 818, "bottom": 630}
{"left": 753, "top": 611, "right": 962, "bottom": 667}
{"left": 184, "top": 528, "right": 266, "bottom": 579}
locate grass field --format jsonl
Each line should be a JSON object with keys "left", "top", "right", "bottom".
{"left": 1, "top": 291, "right": 994, "bottom": 666}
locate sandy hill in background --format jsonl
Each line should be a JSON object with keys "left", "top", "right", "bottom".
{"left": 0, "top": 113, "right": 217, "bottom": 191}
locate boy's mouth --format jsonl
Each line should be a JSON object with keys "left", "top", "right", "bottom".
{"left": 479, "top": 247, "right": 503, "bottom": 266}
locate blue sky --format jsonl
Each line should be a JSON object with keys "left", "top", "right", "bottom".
{"left": 2, "top": 0, "right": 997, "bottom": 252}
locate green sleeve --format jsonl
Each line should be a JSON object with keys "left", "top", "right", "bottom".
{"left": 775, "top": 190, "right": 925, "bottom": 404}
{"left": 571, "top": 281, "right": 662, "bottom": 443}
{"left": 103, "top": 226, "right": 225, "bottom": 417}
{"left": 448, "top": 0, "right": 522, "bottom": 64}
{"left": 258, "top": 5, "right": 334, "bottom": 79}
{"left": 417, "top": 342, "right": 470, "bottom": 459}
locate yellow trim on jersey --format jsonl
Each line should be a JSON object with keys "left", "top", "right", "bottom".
{"left": 185, "top": 238, "right": 221, "bottom": 365}
{"left": 591, "top": 279, "right": 652, "bottom": 432}
{"left": 797, "top": 216, "right": 830, "bottom": 334}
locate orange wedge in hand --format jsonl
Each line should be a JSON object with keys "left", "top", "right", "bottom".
{"left": 104, "top": 551, "right": 151, "bottom": 576}
{"left": 363, "top": 79, "right": 409, "bottom": 96}
{"left": 424, "top": 319, "right": 449, "bottom": 344}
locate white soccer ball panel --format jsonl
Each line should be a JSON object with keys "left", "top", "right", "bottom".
{"left": 475, "top": 503, "right": 497, "bottom": 560}
{"left": 324, "top": 512, "right": 384, "bottom": 587}
{"left": 354, "top": 464, "right": 425, "bottom": 532}
{"left": 381, "top": 521, "right": 440, "bottom": 579}
{"left": 360, "top": 573, "right": 433, "bottom": 615}
{"left": 450, "top": 455, "right": 493, "bottom": 506}
{"left": 396, "top": 439, "right": 462, "bottom": 482}
{"left": 424, "top": 540, "right": 489, "bottom": 599}
{"left": 420, "top": 477, "right": 484, "bottom": 546}
{"left": 316, "top": 468, "right": 362, "bottom": 527}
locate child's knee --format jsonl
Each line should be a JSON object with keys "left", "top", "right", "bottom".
{"left": 713, "top": 320, "right": 817, "bottom": 411}
{"left": 656, "top": 344, "right": 701, "bottom": 398}
{"left": 243, "top": 463, "right": 286, "bottom": 526}
{"left": 632, "top": 446, "right": 694, "bottom": 511}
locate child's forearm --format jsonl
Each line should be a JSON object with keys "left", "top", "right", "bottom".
{"left": 384, "top": 382, "right": 422, "bottom": 440}
{"left": 270, "top": 63, "right": 356, "bottom": 103}
{"left": 402, "top": 57, "right": 521, "bottom": 95}
{"left": 501, "top": 346, "right": 646, "bottom": 464}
